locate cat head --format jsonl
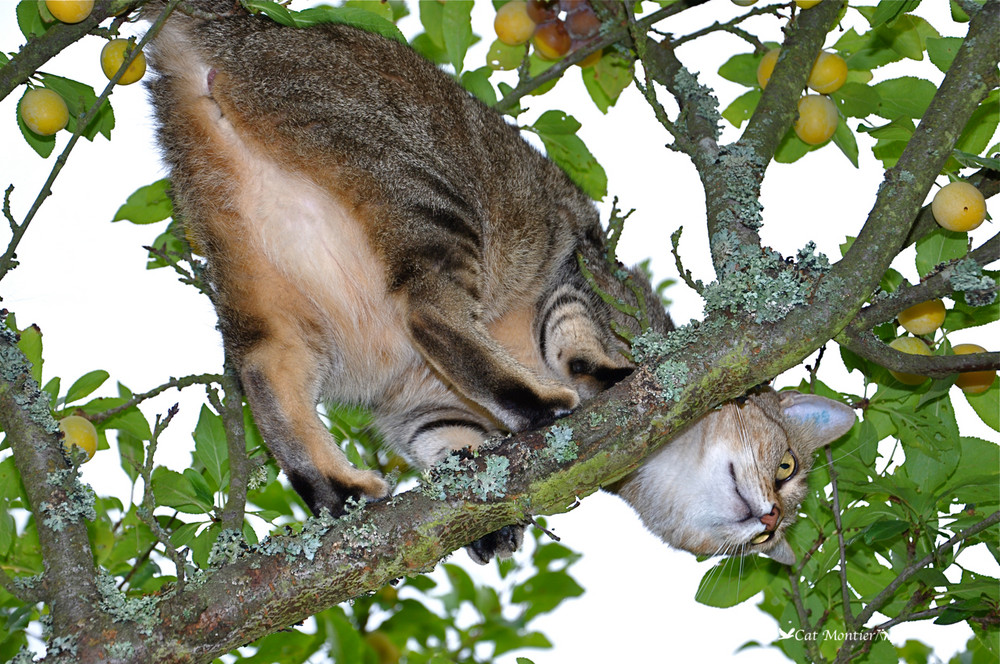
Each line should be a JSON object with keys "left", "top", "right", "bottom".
{"left": 614, "top": 388, "right": 855, "bottom": 564}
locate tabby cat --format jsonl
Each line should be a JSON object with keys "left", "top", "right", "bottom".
{"left": 147, "top": 4, "right": 853, "bottom": 565}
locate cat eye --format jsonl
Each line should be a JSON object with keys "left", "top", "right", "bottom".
{"left": 775, "top": 449, "right": 798, "bottom": 485}
{"left": 750, "top": 531, "right": 773, "bottom": 545}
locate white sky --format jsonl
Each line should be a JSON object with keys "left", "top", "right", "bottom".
{"left": 1, "top": 1, "right": 997, "bottom": 663}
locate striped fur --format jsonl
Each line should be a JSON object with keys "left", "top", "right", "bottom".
{"left": 147, "top": 8, "right": 669, "bottom": 521}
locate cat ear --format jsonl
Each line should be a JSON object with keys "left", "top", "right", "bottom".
{"left": 778, "top": 391, "right": 856, "bottom": 451}
{"left": 766, "top": 539, "right": 796, "bottom": 565}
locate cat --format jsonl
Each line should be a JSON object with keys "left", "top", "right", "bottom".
{"left": 147, "top": 5, "right": 665, "bottom": 521}
{"left": 145, "top": 3, "right": 854, "bottom": 565}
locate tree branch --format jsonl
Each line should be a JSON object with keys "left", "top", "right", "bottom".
{"left": 826, "top": 446, "right": 854, "bottom": 626}
{"left": 850, "top": 510, "right": 1000, "bottom": 631}
{"left": 0, "top": 325, "right": 103, "bottom": 638}
{"left": 0, "top": 0, "right": 180, "bottom": 284}
{"left": 87, "top": 372, "right": 223, "bottom": 423}
{"left": 826, "top": 1, "right": 999, "bottom": 304}
{"left": 0, "top": 0, "right": 137, "bottom": 103}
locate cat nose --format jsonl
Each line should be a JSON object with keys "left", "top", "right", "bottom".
{"left": 760, "top": 504, "right": 781, "bottom": 531}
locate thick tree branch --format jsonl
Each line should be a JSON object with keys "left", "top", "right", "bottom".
{"left": 739, "top": 0, "right": 845, "bottom": 164}
{"left": 0, "top": 326, "right": 101, "bottom": 637}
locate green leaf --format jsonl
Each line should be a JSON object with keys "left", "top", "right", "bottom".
{"left": 152, "top": 467, "right": 213, "bottom": 514}
{"left": 722, "top": 90, "right": 761, "bottom": 129}
{"left": 926, "top": 36, "right": 962, "bottom": 72}
{"left": 831, "top": 81, "right": 880, "bottom": 118}
{"left": 952, "top": 150, "right": 1000, "bottom": 171}
{"left": 117, "top": 431, "right": 145, "bottom": 483}
{"left": 773, "top": 128, "right": 813, "bottom": 164}
{"left": 418, "top": 0, "right": 445, "bottom": 49}
{"left": 862, "top": 519, "right": 910, "bottom": 544}
{"left": 15, "top": 323, "right": 43, "bottom": 385}
{"left": 112, "top": 179, "right": 173, "bottom": 224}
{"left": 103, "top": 407, "right": 152, "bottom": 441}
{"left": 915, "top": 227, "right": 968, "bottom": 277}
{"left": 243, "top": 1, "right": 406, "bottom": 43}
{"left": 580, "top": 54, "right": 633, "bottom": 114}
{"left": 869, "top": 0, "right": 921, "bottom": 27}
{"left": 511, "top": 569, "right": 585, "bottom": 620}
{"left": 695, "top": 557, "right": 779, "bottom": 607}
{"left": 343, "top": 0, "right": 394, "bottom": 22}
{"left": 837, "top": 27, "right": 904, "bottom": 70}
{"left": 184, "top": 467, "right": 217, "bottom": 506}
{"left": 194, "top": 405, "right": 228, "bottom": 489}
{"left": 832, "top": 116, "right": 859, "bottom": 167}
{"left": 486, "top": 37, "right": 526, "bottom": 71}
{"left": 441, "top": 0, "right": 473, "bottom": 74}
{"left": 460, "top": 67, "right": 497, "bottom": 106}
{"left": 873, "top": 77, "right": 937, "bottom": 119}
{"left": 955, "top": 90, "right": 1000, "bottom": 158}
{"left": 718, "top": 51, "right": 761, "bottom": 88}
{"left": 965, "top": 381, "right": 999, "bottom": 432}
{"left": 17, "top": 0, "right": 49, "bottom": 39}
{"left": 64, "top": 370, "right": 110, "bottom": 404}
{"left": 526, "top": 111, "right": 606, "bottom": 200}
{"left": 871, "top": 14, "right": 941, "bottom": 61}
{"left": 16, "top": 93, "right": 56, "bottom": 158}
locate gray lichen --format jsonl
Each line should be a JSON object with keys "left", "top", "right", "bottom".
{"left": 420, "top": 450, "right": 509, "bottom": 501}
{"left": 46, "top": 636, "right": 77, "bottom": 658}
{"left": 949, "top": 257, "right": 996, "bottom": 306}
{"left": 653, "top": 360, "right": 690, "bottom": 402}
{"left": 105, "top": 641, "right": 136, "bottom": 660}
{"left": 541, "top": 425, "right": 577, "bottom": 463}
{"left": 13, "top": 573, "right": 43, "bottom": 592}
{"left": 702, "top": 230, "right": 832, "bottom": 324}
{"left": 714, "top": 144, "right": 766, "bottom": 231}
{"left": 39, "top": 470, "right": 96, "bottom": 531}
{"left": 9, "top": 647, "right": 37, "bottom": 664}
{"left": 672, "top": 66, "right": 722, "bottom": 140}
{"left": 208, "top": 528, "right": 247, "bottom": 567}
{"left": 97, "top": 570, "right": 161, "bottom": 636}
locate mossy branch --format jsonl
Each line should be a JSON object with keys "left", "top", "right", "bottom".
{"left": 0, "top": 327, "right": 102, "bottom": 638}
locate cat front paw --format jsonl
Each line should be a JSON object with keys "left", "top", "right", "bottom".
{"left": 465, "top": 525, "right": 525, "bottom": 565}
{"left": 495, "top": 382, "right": 579, "bottom": 432}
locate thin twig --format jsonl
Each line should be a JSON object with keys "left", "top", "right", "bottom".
{"left": 787, "top": 568, "right": 824, "bottom": 664}
{"left": 670, "top": 3, "right": 783, "bottom": 49}
{"left": 850, "top": 510, "right": 1000, "bottom": 631}
{"left": 670, "top": 227, "right": 703, "bottom": 294}
{"left": 825, "top": 445, "right": 854, "bottom": 626}
{"left": 493, "top": 1, "right": 698, "bottom": 114}
{"left": 0, "top": 0, "right": 183, "bottom": 283}
{"left": 87, "top": 372, "right": 223, "bottom": 423}
{"left": 138, "top": 404, "right": 189, "bottom": 593}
